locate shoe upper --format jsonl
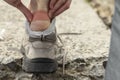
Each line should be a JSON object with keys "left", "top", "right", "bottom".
{"left": 22, "top": 30, "right": 57, "bottom": 60}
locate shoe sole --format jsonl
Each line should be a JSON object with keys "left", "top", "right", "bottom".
{"left": 22, "top": 57, "right": 58, "bottom": 73}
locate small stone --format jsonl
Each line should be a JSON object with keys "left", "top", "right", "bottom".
{"left": 1, "top": 57, "right": 21, "bottom": 72}
{"left": 6, "top": 62, "right": 20, "bottom": 72}
{"left": 103, "top": 60, "right": 107, "bottom": 69}
{"left": 0, "top": 70, "right": 8, "bottom": 80}
{"left": 0, "top": 29, "right": 6, "bottom": 41}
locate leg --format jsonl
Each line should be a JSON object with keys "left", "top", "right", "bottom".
{"left": 30, "top": 0, "right": 49, "bottom": 12}
{"left": 29, "top": 0, "right": 51, "bottom": 31}
{"left": 22, "top": 0, "right": 58, "bottom": 73}
{"left": 105, "top": 0, "right": 120, "bottom": 80}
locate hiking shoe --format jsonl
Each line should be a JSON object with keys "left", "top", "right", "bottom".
{"left": 21, "top": 21, "right": 58, "bottom": 73}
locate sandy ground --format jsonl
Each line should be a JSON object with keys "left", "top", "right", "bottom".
{"left": 0, "top": 0, "right": 111, "bottom": 80}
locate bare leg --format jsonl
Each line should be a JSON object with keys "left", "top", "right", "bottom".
{"left": 30, "top": 0, "right": 50, "bottom": 31}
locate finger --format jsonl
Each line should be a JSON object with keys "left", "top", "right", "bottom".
{"left": 48, "top": 9, "right": 54, "bottom": 19}
{"left": 19, "top": 4, "right": 33, "bottom": 22}
{"left": 53, "top": 0, "right": 66, "bottom": 11}
{"left": 4, "top": 0, "right": 21, "bottom": 7}
{"left": 49, "top": 0, "right": 66, "bottom": 18}
{"left": 53, "top": 0, "right": 72, "bottom": 17}
{"left": 49, "top": 0, "right": 57, "bottom": 9}
{"left": 4, "top": 0, "right": 33, "bottom": 22}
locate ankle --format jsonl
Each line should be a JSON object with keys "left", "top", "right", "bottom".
{"left": 30, "top": 0, "right": 49, "bottom": 12}
{"left": 30, "top": 11, "right": 50, "bottom": 31}
{"left": 29, "top": 0, "right": 50, "bottom": 31}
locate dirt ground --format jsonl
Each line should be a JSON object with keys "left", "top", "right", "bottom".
{"left": 0, "top": 0, "right": 110, "bottom": 80}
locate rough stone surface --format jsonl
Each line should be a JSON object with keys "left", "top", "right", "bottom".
{"left": 88, "top": 0, "right": 114, "bottom": 27}
{"left": 0, "top": 0, "right": 110, "bottom": 80}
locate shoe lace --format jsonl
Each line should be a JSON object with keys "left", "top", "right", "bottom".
{"left": 56, "top": 32, "right": 82, "bottom": 75}
{"left": 56, "top": 35, "right": 66, "bottom": 75}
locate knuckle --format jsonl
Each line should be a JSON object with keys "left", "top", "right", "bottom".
{"left": 65, "top": 4, "right": 70, "bottom": 9}
{"left": 66, "top": 6, "right": 70, "bottom": 9}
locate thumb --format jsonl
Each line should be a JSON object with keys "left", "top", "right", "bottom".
{"left": 48, "top": 10, "right": 54, "bottom": 19}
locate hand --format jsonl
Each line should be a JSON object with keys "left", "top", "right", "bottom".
{"left": 4, "top": 0, "right": 22, "bottom": 8}
{"left": 4, "top": 0, "right": 33, "bottom": 22}
{"left": 49, "top": 0, "right": 72, "bottom": 18}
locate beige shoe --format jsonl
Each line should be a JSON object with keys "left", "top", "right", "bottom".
{"left": 21, "top": 28, "right": 58, "bottom": 73}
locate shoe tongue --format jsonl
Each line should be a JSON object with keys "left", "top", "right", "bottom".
{"left": 32, "top": 11, "right": 50, "bottom": 21}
